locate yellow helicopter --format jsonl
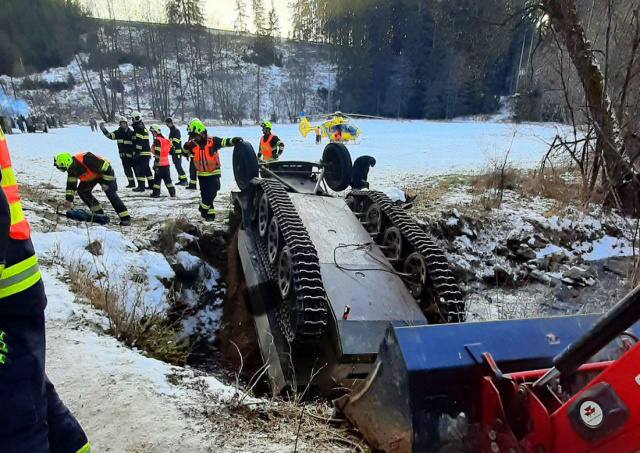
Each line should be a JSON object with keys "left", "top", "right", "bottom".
{"left": 299, "top": 111, "right": 379, "bottom": 143}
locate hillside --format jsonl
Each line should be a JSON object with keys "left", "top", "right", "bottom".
{"left": 0, "top": 19, "right": 335, "bottom": 124}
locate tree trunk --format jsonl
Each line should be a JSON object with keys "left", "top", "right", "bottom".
{"left": 541, "top": 0, "right": 640, "bottom": 213}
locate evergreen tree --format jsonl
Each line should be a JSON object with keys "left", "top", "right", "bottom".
{"left": 0, "top": 0, "right": 87, "bottom": 76}
{"left": 166, "top": 0, "right": 204, "bottom": 27}
{"left": 267, "top": 1, "right": 280, "bottom": 38}
{"left": 234, "top": 0, "right": 249, "bottom": 32}
{"left": 252, "top": 0, "right": 267, "bottom": 35}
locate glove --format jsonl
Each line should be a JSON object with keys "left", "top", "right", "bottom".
{"left": 63, "top": 200, "right": 74, "bottom": 210}
{"left": 0, "top": 330, "right": 7, "bottom": 366}
{"left": 232, "top": 137, "right": 243, "bottom": 145}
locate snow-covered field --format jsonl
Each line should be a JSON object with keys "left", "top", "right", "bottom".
{"left": 7, "top": 118, "right": 567, "bottom": 196}
{"left": 5, "top": 118, "right": 598, "bottom": 451}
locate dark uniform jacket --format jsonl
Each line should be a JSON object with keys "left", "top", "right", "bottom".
{"left": 132, "top": 122, "right": 151, "bottom": 157}
{"left": 102, "top": 127, "right": 134, "bottom": 158}
{"left": 168, "top": 126, "right": 183, "bottom": 155}
{"left": 65, "top": 153, "right": 114, "bottom": 202}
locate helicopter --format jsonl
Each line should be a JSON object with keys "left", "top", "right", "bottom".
{"left": 298, "top": 111, "right": 383, "bottom": 144}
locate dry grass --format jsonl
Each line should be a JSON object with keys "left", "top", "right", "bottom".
{"left": 19, "top": 182, "right": 58, "bottom": 206}
{"left": 67, "top": 256, "right": 188, "bottom": 365}
{"left": 156, "top": 217, "right": 200, "bottom": 254}
{"left": 410, "top": 174, "right": 474, "bottom": 206}
{"left": 471, "top": 163, "right": 584, "bottom": 211}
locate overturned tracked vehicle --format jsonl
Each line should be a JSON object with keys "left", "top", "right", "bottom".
{"left": 227, "top": 142, "right": 465, "bottom": 394}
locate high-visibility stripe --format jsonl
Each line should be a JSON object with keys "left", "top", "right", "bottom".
{"left": 68, "top": 176, "right": 78, "bottom": 183}
{"left": 2, "top": 255, "right": 37, "bottom": 279}
{"left": 101, "top": 175, "right": 115, "bottom": 181}
{"left": 3, "top": 184, "right": 19, "bottom": 202}
{"left": 101, "top": 161, "right": 110, "bottom": 172}
{"left": 65, "top": 190, "right": 75, "bottom": 196}
{"left": 9, "top": 202, "right": 24, "bottom": 225}
{"left": 123, "top": 140, "right": 133, "bottom": 145}
{"left": 76, "top": 442, "right": 92, "bottom": 453}
{"left": 0, "top": 255, "right": 41, "bottom": 299}
{"left": 118, "top": 211, "right": 129, "bottom": 218}
{"left": 197, "top": 170, "right": 221, "bottom": 176}
{"left": 1, "top": 167, "right": 16, "bottom": 187}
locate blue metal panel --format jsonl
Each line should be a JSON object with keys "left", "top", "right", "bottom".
{"left": 396, "top": 315, "right": 604, "bottom": 374}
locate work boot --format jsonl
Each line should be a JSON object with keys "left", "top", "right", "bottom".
{"left": 178, "top": 179, "right": 188, "bottom": 187}
{"left": 120, "top": 218, "right": 131, "bottom": 226}
{"left": 126, "top": 180, "right": 136, "bottom": 188}
{"left": 168, "top": 187, "right": 176, "bottom": 198}
{"left": 187, "top": 183, "right": 197, "bottom": 190}
{"left": 150, "top": 191, "right": 160, "bottom": 198}
{"left": 205, "top": 213, "right": 216, "bottom": 222}
{"left": 132, "top": 186, "right": 145, "bottom": 192}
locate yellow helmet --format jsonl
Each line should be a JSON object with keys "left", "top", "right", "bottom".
{"left": 54, "top": 153, "right": 73, "bottom": 171}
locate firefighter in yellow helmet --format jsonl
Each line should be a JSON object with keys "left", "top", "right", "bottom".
{"left": 183, "top": 119, "right": 243, "bottom": 221}
{"left": 257, "top": 120, "right": 285, "bottom": 162}
{"left": 0, "top": 126, "right": 92, "bottom": 453}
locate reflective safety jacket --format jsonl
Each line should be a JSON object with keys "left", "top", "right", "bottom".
{"left": 152, "top": 136, "right": 172, "bottom": 167}
{"left": 258, "top": 133, "right": 284, "bottom": 161}
{"left": 168, "top": 126, "right": 182, "bottom": 155}
{"left": 65, "top": 153, "right": 113, "bottom": 201}
{"left": 0, "top": 127, "right": 41, "bottom": 303}
{"left": 184, "top": 136, "right": 234, "bottom": 177}
{"left": 103, "top": 127, "right": 134, "bottom": 158}
{"left": 132, "top": 122, "right": 151, "bottom": 157}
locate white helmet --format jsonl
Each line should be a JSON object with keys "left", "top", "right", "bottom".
{"left": 149, "top": 124, "right": 162, "bottom": 135}
{"left": 118, "top": 116, "right": 128, "bottom": 124}
{"left": 131, "top": 111, "right": 142, "bottom": 122}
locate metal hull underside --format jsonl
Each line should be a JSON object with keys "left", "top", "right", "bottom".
{"left": 234, "top": 189, "right": 427, "bottom": 394}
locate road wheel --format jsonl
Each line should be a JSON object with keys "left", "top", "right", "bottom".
{"left": 322, "top": 143, "right": 352, "bottom": 192}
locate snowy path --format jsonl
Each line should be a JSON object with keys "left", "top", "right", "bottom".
{"left": 44, "top": 270, "right": 216, "bottom": 452}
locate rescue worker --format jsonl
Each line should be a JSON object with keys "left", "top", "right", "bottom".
{"left": 53, "top": 152, "right": 131, "bottom": 226}
{"left": 185, "top": 119, "right": 199, "bottom": 190}
{"left": 99, "top": 117, "right": 137, "bottom": 188}
{"left": 149, "top": 125, "right": 176, "bottom": 198}
{"left": 183, "top": 119, "right": 242, "bottom": 221}
{"left": 0, "top": 126, "right": 91, "bottom": 453}
{"left": 130, "top": 111, "right": 153, "bottom": 192}
{"left": 257, "top": 120, "right": 285, "bottom": 162}
{"left": 164, "top": 118, "right": 188, "bottom": 186}
{"left": 351, "top": 155, "right": 377, "bottom": 189}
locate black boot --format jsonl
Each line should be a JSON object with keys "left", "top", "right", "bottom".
{"left": 168, "top": 187, "right": 176, "bottom": 198}
{"left": 187, "top": 183, "right": 197, "bottom": 190}
{"left": 126, "top": 180, "right": 136, "bottom": 188}
{"left": 150, "top": 191, "right": 160, "bottom": 198}
{"left": 178, "top": 179, "right": 188, "bottom": 187}
{"left": 120, "top": 218, "right": 131, "bottom": 226}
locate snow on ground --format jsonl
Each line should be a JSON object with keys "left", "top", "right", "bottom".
{"left": 42, "top": 265, "right": 272, "bottom": 452}
{"left": 33, "top": 225, "right": 174, "bottom": 312}
{"left": 7, "top": 119, "right": 568, "bottom": 196}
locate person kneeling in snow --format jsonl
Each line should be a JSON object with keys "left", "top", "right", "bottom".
{"left": 149, "top": 125, "right": 176, "bottom": 198}
{"left": 54, "top": 152, "right": 131, "bottom": 226}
